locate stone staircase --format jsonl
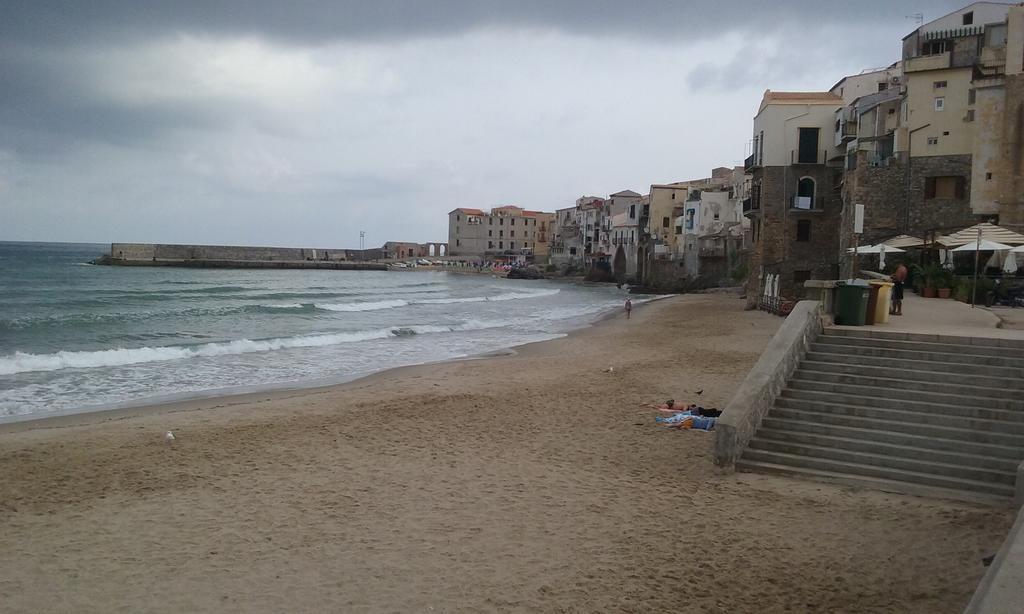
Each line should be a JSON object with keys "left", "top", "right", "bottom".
{"left": 737, "top": 327, "right": 1024, "bottom": 502}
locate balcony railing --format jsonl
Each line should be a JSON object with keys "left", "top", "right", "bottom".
{"left": 791, "top": 196, "right": 826, "bottom": 210}
{"left": 744, "top": 153, "right": 760, "bottom": 171}
{"left": 742, "top": 197, "right": 759, "bottom": 214}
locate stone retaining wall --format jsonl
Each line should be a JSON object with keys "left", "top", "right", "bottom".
{"left": 714, "top": 300, "right": 823, "bottom": 468}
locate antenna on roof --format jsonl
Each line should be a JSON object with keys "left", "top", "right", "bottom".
{"left": 906, "top": 12, "right": 923, "bottom": 27}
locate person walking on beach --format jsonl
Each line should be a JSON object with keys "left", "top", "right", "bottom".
{"left": 891, "top": 262, "right": 907, "bottom": 316}
{"left": 624, "top": 298, "right": 632, "bottom": 319}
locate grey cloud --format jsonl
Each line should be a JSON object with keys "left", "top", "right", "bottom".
{"left": 3, "top": 1, "right": 967, "bottom": 46}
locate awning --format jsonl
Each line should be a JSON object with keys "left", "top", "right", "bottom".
{"left": 880, "top": 234, "right": 925, "bottom": 248}
{"left": 937, "top": 223, "right": 1024, "bottom": 247}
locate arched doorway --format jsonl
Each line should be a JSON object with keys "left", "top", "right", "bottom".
{"left": 428, "top": 244, "right": 436, "bottom": 257}
{"left": 439, "top": 244, "right": 446, "bottom": 256}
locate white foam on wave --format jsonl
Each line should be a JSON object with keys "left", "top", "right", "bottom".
{"left": 318, "top": 299, "right": 410, "bottom": 312}
{"left": 0, "top": 320, "right": 508, "bottom": 376}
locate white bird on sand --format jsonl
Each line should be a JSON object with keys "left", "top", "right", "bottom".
{"left": 606, "top": 366, "right": 614, "bottom": 373}
{"left": 164, "top": 431, "right": 175, "bottom": 444}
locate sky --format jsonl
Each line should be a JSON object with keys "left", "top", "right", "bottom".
{"left": 1, "top": 1, "right": 969, "bottom": 248}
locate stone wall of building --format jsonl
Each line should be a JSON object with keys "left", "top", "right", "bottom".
{"left": 746, "top": 164, "right": 843, "bottom": 302}
{"left": 907, "top": 154, "right": 979, "bottom": 235}
{"left": 998, "top": 74, "right": 1024, "bottom": 231}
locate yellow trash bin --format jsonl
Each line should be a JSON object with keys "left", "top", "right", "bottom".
{"left": 869, "top": 281, "right": 893, "bottom": 324}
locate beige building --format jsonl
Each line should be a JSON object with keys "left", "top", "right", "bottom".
{"left": 447, "top": 206, "right": 554, "bottom": 260}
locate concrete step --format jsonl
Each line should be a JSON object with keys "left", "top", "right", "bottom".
{"left": 760, "top": 416, "right": 1024, "bottom": 460}
{"left": 808, "top": 342, "right": 1024, "bottom": 369}
{"left": 738, "top": 449, "right": 1015, "bottom": 497}
{"left": 735, "top": 459, "right": 1013, "bottom": 504}
{"left": 791, "top": 368, "right": 1023, "bottom": 399}
{"left": 746, "top": 438, "right": 1015, "bottom": 485}
{"left": 753, "top": 428, "right": 1019, "bottom": 473}
{"left": 797, "top": 360, "right": 1024, "bottom": 391}
{"left": 822, "top": 328, "right": 1024, "bottom": 351}
{"left": 816, "top": 334, "right": 1023, "bottom": 359}
{"left": 787, "top": 378, "right": 1024, "bottom": 412}
{"left": 773, "top": 398, "right": 1024, "bottom": 436}
{"left": 769, "top": 406, "right": 1024, "bottom": 447}
{"left": 804, "top": 351, "right": 1023, "bottom": 378}
{"left": 779, "top": 388, "right": 1024, "bottom": 423}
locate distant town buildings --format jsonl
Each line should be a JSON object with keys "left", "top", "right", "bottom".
{"left": 427, "top": 1, "right": 1022, "bottom": 297}
{"left": 447, "top": 205, "right": 554, "bottom": 262}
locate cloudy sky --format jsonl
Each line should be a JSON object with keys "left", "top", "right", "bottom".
{"left": 1, "top": 1, "right": 966, "bottom": 247}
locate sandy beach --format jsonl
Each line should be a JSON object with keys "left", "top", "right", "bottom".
{"left": 0, "top": 294, "right": 1013, "bottom": 613}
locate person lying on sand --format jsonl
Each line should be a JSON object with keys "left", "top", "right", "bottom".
{"left": 648, "top": 401, "right": 721, "bottom": 418}
{"left": 656, "top": 413, "right": 717, "bottom": 431}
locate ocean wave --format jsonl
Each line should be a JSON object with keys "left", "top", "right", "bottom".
{"left": 318, "top": 288, "right": 562, "bottom": 311}
{"left": 318, "top": 299, "right": 411, "bottom": 312}
{"left": 0, "top": 320, "right": 507, "bottom": 376}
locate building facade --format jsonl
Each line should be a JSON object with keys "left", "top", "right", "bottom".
{"left": 447, "top": 206, "right": 554, "bottom": 261}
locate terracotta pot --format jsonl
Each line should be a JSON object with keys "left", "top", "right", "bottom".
{"left": 922, "top": 287, "right": 937, "bottom": 298}
{"left": 937, "top": 288, "right": 951, "bottom": 299}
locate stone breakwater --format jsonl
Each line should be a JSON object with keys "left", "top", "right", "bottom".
{"left": 95, "top": 243, "right": 388, "bottom": 270}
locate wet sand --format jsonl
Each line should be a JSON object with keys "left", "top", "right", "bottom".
{"left": 0, "top": 294, "right": 1013, "bottom": 613}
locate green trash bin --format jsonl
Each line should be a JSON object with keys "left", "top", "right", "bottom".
{"left": 835, "top": 281, "right": 870, "bottom": 326}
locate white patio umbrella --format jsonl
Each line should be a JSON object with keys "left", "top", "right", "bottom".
{"left": 1011, "top": 245, "right": 1024, "bottom": 253}
{"left": 951, "top": 239, "right": 1013, "bottom": 252}
{"left": 846, "top": 244, "right": 906, "bottom": 254}
{"left": 1003, "top": 251, "right": 1018, "bottom": 274}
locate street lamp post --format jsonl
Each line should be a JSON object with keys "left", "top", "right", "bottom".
{"left": 359, "top": 231, "right": 365, "bottom": 260}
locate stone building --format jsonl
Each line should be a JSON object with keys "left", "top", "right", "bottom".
{"left": 447, "top": 206, "right": 554, "bottom": 261}
{"left": 743, "top": 90, "right": 845, "bottom": 303}
{"left": 836, "top": 1, "right": 1022, "bottom": 273}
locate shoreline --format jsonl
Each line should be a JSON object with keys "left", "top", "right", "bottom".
{"left": 0, "top": 293, "right": 668, "bottom": 434}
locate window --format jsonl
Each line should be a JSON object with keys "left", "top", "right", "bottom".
{"left": 456, "top": 239, "right": 460, "bottom": 246}
{"left": 796, "top": 177, "right": 816, "bottom": 209}
{"left": 569, "top": 247, "right": 577, "bottom": 255}
{"left": 794, "top": 270, "right": 812, "bottom": 285}
{"left": 510, "top": 230, "right": 515, "bottom": 237}
{"left": 499, "top": 218, "right": 503, "bottom": 225}
{"left": 488, "top": 230, "right": 492, "bottom": 237}
{"left": 966, "top": 109, "right": 975, "bottom": 122}
{"left": 934, "top": 97, "right": 945, "bottom": 111}
{"left": 927, "top": 137, "right": 939, "bottom": 145}
{"left": 986, "top": 172, "right": 993, "bottom": 181}
{"left": 675, "top": 225, "right": 682, "bottom": 234}
{"left": 457, "top": 215, "right": 461, "bottom": 222}
{"left": 671, "top": 192, "right": 676, "bottom": 200}
{"left": 923, "top": 40, "right": 948, "bottom": 55}
{"left": 969, "top": 89, "right": 976, "bottom": 104}
{"left": 510, "top": 242, "right": 515, "bottom": 250}
{"left": 933, "top": 80, "right": 947, "bottom": 89}
{"left": 511, "top": 218, "right": 515, "bottom": 226}
{"left": 963, "top": 11, "right": 973, "bottom": 25}
{"left": 662, "top": 216, "right": 670, "bottom": 228}
{"left": 877, "top": 82, "right": 888, "bottom": 92}
{"left": 713, "top": 212, "right": 720, "bottom": 221}
{"left": 796, "top": 220, "right": 811, "bottom": 242}
{"left": 488, "top": 241, "right": 493, "bottom": 249}
{"left": 629, "top": 204, "right": 636, "bottom": 219}
{"left": 499, "top": 230, "right": 503, "bottom": 237}
{"left": 499, "top": 241, "right": 503, "bottom": 249}
{"left": 797, "top": 127, "right": 820, "bottom": 164}
{"left": 925, "top": 176, "right": 966, "bottom": 199}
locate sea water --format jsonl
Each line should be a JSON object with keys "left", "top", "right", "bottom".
{"left": 0, "top": 242, "right": 649, "bottom": 421}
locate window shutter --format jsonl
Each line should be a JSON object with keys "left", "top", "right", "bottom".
{"left": 925, "top": 177, "right": 936, "bottom": 199}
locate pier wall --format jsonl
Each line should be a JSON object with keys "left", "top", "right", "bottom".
{"left": 104, "top": 243, "right": 388, "bottom": 270}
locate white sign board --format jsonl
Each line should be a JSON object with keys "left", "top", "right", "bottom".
{"left": 854, "top": 204, "right": 864, "bottom": 234}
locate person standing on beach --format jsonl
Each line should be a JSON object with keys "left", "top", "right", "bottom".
{"left": 891, "top": 262, "right": 907, "bottom": 316}
{"left": 625, "top": 298, "right": 632, "bottom": 319}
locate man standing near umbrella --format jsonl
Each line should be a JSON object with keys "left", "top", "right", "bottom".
{"left": 891, "top": 262, "right": 907, "bottom": 316}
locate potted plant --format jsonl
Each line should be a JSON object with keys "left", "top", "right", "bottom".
{"left": 919, "top": 263, "right": 941, "bottom": 298}
{"left": 953, "top": 277, "right": 970, "bottom": 302}
{"left": 937, "top": 269, "right": 954, "bottom": 299}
